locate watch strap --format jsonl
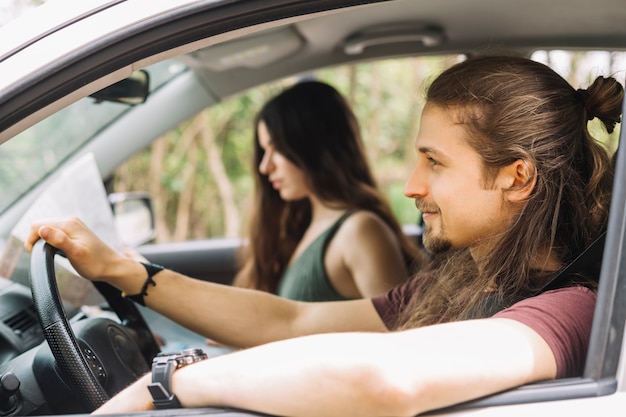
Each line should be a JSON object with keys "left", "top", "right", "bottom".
{"left": 148, "top": 354, "right": 181, "bottom": 409}
{"left": 147, "top": 349, "right": 208, "bottom": 409}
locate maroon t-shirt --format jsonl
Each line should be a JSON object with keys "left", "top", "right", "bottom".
{"left": 372, "top": 276, "right": 596, "bottom": 378}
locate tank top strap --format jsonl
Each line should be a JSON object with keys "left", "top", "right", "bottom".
{"left": 324, "top": 209, "right": 356, "bottom": 241}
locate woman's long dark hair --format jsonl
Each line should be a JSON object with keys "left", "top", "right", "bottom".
{"left": 234, "top": 81, "right": 424, "bottom": 292}
{"left": 397, "top": 56, "right": 621, "bottom": 329}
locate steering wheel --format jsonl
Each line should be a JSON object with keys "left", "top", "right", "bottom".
{"left": 29, "top": 240, "right": 160, "bottom": 411}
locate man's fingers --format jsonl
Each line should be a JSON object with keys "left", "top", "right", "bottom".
{"left": 27, "top": 225, "right": 69, "bottom": 252}
{"left": 24, "top": 217, "right": 86, "bottom": 253}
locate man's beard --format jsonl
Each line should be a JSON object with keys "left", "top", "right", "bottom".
{"left": 422, "top": 222, "right": 452, "bottom": 254}
{"left": 416, "top": 199, "right": 452, "bottom": 254}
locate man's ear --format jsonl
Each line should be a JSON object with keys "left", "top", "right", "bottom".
{"left": 499, "top": 159, "right": 536, "bottom": 203}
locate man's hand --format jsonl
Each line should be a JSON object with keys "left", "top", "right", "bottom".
{"left": 24, "top": 217, "right": 136, "bottom": 285}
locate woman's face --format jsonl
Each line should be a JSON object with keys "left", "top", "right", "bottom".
{"left": 257, "top": 121, "right": 311, "bottom": 201}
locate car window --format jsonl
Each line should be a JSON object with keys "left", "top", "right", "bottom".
{"left": 532, "top": 50, "right": 623, "bottom": 151}
{"left": 0, "top": 59, "right": 186, "bottom": 214}
{"left": 110, "top": 54, "right": 462, "bottom": 242}
{"left": 110, "top": 51, "right": 623, "bottom": 244}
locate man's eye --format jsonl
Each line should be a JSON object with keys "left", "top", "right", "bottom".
{"left": 427, "top": 156, "right": 439, "bottom": 166}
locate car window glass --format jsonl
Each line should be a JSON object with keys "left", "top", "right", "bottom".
{"left": 0, "top": 59, "right": 186, "bottom": 214}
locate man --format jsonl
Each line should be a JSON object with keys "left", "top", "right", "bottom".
{"left": 26, "top": 56, "right": 620, "bottom": 416}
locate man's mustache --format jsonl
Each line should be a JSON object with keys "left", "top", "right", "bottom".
{"left": 414, "top": 199, "right": 439, "bottom": 214}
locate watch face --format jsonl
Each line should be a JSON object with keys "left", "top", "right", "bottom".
{"left": 175, "top": 348, "right": 209, "bottom": 368}
{"left": 152, "top": 348, "right": 208, "bottom": 368}
{"left": 180, "top": 348, "right": 206, "bottom": 357}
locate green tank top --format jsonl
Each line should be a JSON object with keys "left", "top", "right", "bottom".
{"left": 277, "top": 211, "right": 356, "bottom": 302}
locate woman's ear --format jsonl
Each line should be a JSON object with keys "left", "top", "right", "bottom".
{"left": 499, "top": 159, "right": 536, "bottom": 203}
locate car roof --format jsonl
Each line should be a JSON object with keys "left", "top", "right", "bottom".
{"left": 186, "top": 0, "right": 626, "bottom": 99}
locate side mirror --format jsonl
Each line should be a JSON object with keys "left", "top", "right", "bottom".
{"left": 108, "top": 192, "right": 156, "bottom": 247}
{"left": 90, "top": 70, "right": 150, "bottom": 105}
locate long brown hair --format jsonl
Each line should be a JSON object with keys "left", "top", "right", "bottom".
{"left": 397, "top": 56, "right": 621, "bottom": 329}
{"left": 233, "top": 80, "right": 424, "bottom": 292}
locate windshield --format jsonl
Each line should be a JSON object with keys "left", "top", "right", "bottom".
{"left": 0, "top": 59, "right": 187, "bottom": 214}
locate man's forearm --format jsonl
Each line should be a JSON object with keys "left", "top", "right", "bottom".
{"left": 140, "top": 270, "right": 300, "bottom": 347}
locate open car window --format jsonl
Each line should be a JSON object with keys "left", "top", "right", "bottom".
{"left": 110, "top": 50, "right": 622, "bottom": 243}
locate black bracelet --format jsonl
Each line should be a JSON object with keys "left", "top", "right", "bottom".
{"left": 122, "top": 262, "right": 165, "bottom": 306}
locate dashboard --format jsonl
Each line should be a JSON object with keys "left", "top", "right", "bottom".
{"left": 0, "top": 279, "right": 43, "bottom": 364}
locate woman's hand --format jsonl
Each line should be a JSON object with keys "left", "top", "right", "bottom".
{"left": 24, "top": 217, "right": 138, "bottom": 285}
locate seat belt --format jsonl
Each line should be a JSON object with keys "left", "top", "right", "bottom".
{"left": 536, "top": 230, "right": 606, "bottom": 294}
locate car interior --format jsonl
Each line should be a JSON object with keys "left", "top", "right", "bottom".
{"left": 0, "top": 0, "right": 626, "bottom": 415}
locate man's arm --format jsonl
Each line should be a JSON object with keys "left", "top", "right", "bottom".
{"left": 24, "top": 217, "right": 386, "bottom": 347}
{"left": 94, "top": 317, "right": 557, "bottom": 416}
{"left": 129, "top": 270, "right": 386, "bottom": 347}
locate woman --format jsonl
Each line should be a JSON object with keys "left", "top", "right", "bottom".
{"left": 232, "top": 80, "right": 424, "bottom": 301}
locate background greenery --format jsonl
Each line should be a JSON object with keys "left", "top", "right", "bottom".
{"left": 111, "top": 53, "right": 622, "bottom": 243}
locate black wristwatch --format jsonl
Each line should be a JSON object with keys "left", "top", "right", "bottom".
{"left": 147, "top": 348, "right": 208, "bottom": 409}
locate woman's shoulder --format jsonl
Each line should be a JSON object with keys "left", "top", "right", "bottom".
{"left": 338, "top": 210, "right": 396, "bottom": 240}
{"left": 331, "top": 210, "right": 404, "bottom": 263}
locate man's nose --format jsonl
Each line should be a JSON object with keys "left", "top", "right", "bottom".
{"left": 404, "top": 163, "right": 428, "bottom": 199}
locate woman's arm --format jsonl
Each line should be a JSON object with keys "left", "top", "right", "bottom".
{"left": 94, "top": 317, "right": 556, "bottom": 416}
{"left": 25, "top": 217, "right": 386, "bottom": 347}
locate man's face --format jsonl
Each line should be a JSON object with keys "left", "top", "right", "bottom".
{"left": 404, "top": 104, "right": 514, "bottom": 259}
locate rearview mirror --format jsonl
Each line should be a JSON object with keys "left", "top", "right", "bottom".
{"left": 90, "top": 70, "right": 150, "bottom": 105}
